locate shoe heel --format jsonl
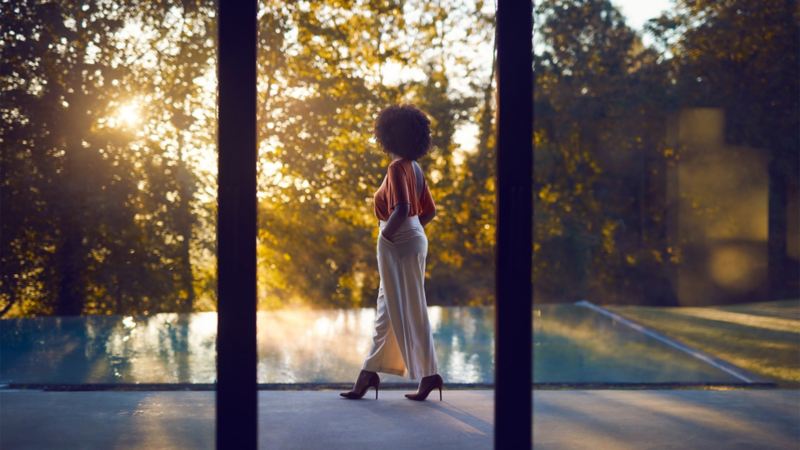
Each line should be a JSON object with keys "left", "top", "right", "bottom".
{"left": 375, "top": 386, "right": 379, "bottom": 399}
{"left": 438, "top": 386, "right": 442, "bottom": 401}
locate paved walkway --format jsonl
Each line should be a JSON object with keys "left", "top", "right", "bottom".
{"left": 1, "top": 389, "right": 798, "bottom": 449}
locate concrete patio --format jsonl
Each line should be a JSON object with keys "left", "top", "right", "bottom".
{"left": 1, "top": 389, "right": 798, "bottom": 449}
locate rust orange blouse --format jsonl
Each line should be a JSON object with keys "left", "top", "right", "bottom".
{"left": 374, "top": 159, "right": 435, "bottom": 221}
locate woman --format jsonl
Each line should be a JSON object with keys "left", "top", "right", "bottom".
{"left": 340, "top": 105, "right": 444, "bottom": 401}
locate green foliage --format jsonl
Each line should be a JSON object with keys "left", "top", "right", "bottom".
{"left": 533, "top": 0, "right": 676, "bottom": 303}
{"left": 531, "top": 0, "right": 797, "bottom": 304}
{"left": 254, "top": 0, "right": 493, "bottom": 308}
{"left": 1, "top": 1, "right": 216, "bottom": 316}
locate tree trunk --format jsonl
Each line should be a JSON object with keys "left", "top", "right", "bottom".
{"left": 176, "top": 142, "right": 195, "bottom": 313}
{"left": 54, "top": 91, "right": 88, "bottom": 316}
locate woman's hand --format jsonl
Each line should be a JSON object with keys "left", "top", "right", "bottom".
{"left": 419, "top": 209, "right": 435, "bottom": 227}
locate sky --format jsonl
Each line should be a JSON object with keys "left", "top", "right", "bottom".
{"left": 611, "top": 1, "right": 676, "bottom": 49}
{"left": 612, "top": 0, "right": 673, "bottom": 31}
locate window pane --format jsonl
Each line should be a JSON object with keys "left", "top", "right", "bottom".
{"left": 255, "top": 0, "right": 497, "bottom": 384}
{"left": 532, "top": 0, "right": 798, "bottom": 385}
{"left": 1, "top": 1, "right": 218, "bottom": 385}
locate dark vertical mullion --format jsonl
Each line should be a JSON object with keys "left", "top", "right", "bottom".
{"left": 495, "top": 0, "right": 533, "bottom": 449}
{"left": 217, "top": 1, "right": 258, "bottom": 449}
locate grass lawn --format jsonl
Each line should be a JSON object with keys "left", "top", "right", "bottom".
{"left": 607, "top": 299, "right": 800, "bottom": 387}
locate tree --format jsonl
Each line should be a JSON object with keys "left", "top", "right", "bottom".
{"left": 532, "top": 0, "right": 677, "bottom": 304}
{"left": 1, "top": 1, "right": 217, "bottom": 316}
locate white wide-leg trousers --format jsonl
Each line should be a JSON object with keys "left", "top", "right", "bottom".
{"left": 361, "top": 215, "right": 439, "bottom": 380}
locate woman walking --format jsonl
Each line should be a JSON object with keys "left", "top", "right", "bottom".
{"left": 340, "top": 105, "right": 444, "bottom": 401}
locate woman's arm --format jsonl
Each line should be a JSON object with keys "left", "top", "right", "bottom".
{"left": 418, "top": 208, "right": 435, "bottom": 227}
{"left": 381, "top": 202, "right": 409, "bottom": 242}
{"left": 415, "top": 161, "right": 436, "bottom": 227}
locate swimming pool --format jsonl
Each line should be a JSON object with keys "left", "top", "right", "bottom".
{"left": 0, "top": 304, "right": 751, "bottom": 385}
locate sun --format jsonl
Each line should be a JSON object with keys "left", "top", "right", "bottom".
{"left": 116, "top": 101, "right": 142, "bottom": 127}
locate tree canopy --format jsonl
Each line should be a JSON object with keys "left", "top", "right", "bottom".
{"left": 1, "top": 0, "right": 796, "bottom": 316}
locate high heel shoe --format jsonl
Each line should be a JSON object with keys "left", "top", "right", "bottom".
{"left": 339, "top": 370, "right": 380, "bottom": 400}
{"left": 404, "top": 374, "right": 443, "bottom": 401}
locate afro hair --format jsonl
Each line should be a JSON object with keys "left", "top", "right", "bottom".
{"left": 374, "top": 105, "right": 432, "bottom": 160}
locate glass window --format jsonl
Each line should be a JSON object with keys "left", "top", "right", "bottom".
{"left": 1, "top": 1, "right": 219, "bottom": 386}
{"left": 532, "top": 0, "right": 798, "bottom": 386}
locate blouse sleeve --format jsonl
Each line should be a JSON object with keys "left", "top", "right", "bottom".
{"left": 387, "top": 162, "right": 410, "bottom": 211}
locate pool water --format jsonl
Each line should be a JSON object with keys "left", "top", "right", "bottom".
{"left": 0, "top": 305, "right": 746, "bottom": 384}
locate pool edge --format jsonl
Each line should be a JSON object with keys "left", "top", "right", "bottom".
{"left": 575, "top": 299, "right": 766, "bottom": 384}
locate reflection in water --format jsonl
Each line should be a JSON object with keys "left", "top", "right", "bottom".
{"left": 0, "top": 306, "right": 741, "bottom": 384}
{"left": 254, "top": 307, "right": 493, "bottom": 383}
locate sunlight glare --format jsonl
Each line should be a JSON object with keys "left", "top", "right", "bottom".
{"left": 116, "top": 101, "right": 142, "bottom": 127}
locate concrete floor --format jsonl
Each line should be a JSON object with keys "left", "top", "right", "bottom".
{"left": 1, "top": 389, "right": 798, "bottom": 449}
